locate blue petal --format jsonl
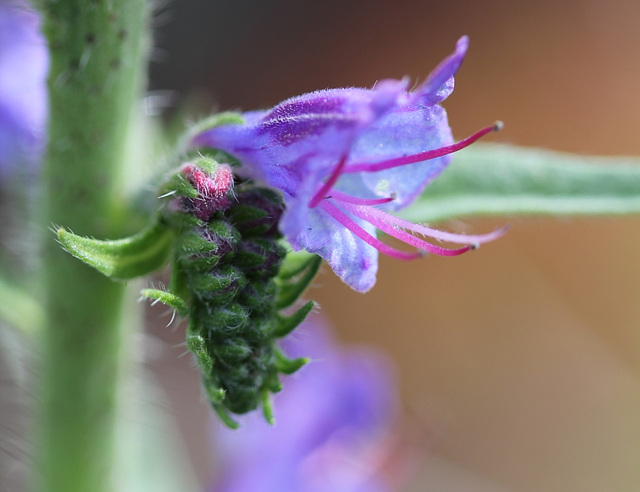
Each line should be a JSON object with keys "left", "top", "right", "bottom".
{"left": 414, "top": 35, "right": 468, "bottom": 105}
{"left": 0, "top": 1, "right": 48, "bottom": 176}
{"left": 280, "top": 203, "right": 378, "bottom": 292}
{"left": 344, "top": 104, "right": 453, "bottom": 209}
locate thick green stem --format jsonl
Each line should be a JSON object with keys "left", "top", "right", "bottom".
{"left": 38, "top": 1, "right": 147, "bottom": 491}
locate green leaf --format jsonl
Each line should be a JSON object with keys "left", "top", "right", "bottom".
{"left": 401, "top": 143, "right": 640, "bottom": 223}
{"left": 57, "top": 219, "right": 173, "bottom": 280}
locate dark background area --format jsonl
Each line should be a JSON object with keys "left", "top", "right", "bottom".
{"left": 145, "top": 1, "right": 640, "bottom": 491}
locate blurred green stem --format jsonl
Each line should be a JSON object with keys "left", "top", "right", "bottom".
{"left": 403, "top": 144, "right": 640, "bottom": 223}
{"left": 38, "top": 1, "right": 147, "bottom": 491}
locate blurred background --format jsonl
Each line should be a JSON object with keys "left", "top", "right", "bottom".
{"left": 144, "top": 1, "right": 640, "bottom": 491}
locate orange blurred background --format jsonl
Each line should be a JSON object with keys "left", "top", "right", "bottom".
{"left": 147, "top": 1, "right": 640, "bottom": 490}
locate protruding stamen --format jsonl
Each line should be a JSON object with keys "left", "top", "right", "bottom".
{"left": 308, "top": 156, "right": 347, "bottom": 208}
{"left": 329, "top": 189, "right": 396, "bottom": 206}
{"left": 344, "top": 203, "right": 509, "bottom": 244}
{"left": 344, "top": 121, "right": 503, "bottom": 174}
{"left": 347, "top": 204, "right": 472, "bottom": 257}
{"left": 320, "top": 201, "right": 422, "bottom": 260}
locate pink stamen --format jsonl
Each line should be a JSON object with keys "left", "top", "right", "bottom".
{"left": 308, "top": 156, "right": 347, "bottom": 208}
{"left": 344, "top": 121, "right": 503, "bottom": 174}
{"left": 329, "top": 189, "right": 396, "bottom": 206}
{"left": 344, "top": 203, "right": 508, "bottom": 244}
{"left": 320, "top": 201, "right": 422, "bottom": 260}
{"left": 346, "top": 203, "right": 472, "bottom": 256}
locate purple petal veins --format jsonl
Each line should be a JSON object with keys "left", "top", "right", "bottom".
{"left": 193, "top": 35, "right": 504, "bottom": 292}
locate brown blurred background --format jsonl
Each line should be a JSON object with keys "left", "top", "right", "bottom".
{"left": 146, "top": 1, "right": 640, "bottom": 490}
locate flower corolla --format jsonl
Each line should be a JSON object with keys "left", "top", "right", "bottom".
{"left": 193, "top": 36, "right": 503, "bottom": 292}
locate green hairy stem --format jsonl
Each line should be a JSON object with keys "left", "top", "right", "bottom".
{"left": 404, "top": 143, "right": 640, "bottom": 223}
{"left": 38, "top": 1, "right": 148, "bottom": 491}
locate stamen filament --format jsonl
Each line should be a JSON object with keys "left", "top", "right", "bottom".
{"left": 347, "top": 204, "right": 472, "bottom": 256}
{"left": 320, "top": 201, "right": 422, "bottom": 260}
{"left": 344, "top": 121, "right": 503, "bottom": 174}
{"left": 329, "top": 190, "right": 396, "bottom": 206}
{"left": 344, "top": 203, "right": 508, "bottom": 244}
{"left": 308, "top": 156, "right": 347, "bottom": 208}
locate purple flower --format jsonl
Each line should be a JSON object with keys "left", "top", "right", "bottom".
{"left": 0, "top": 0, "right": 48, "bottom": 176}
{"left": 193, "top": 36, "right": 504, "bottom": 292}
{"left": 210, "top": 316, "right": 403, "bottom": 492}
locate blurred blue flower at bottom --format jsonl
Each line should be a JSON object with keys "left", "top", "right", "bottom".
{"left": 210, "top": 316, "right": 403, "bottom": 492}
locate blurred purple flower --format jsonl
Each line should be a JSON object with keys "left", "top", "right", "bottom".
{"left": 0, "top": 0, "right": 48, "bottom": 176}
{"left": 210, "top": 316, "right": 405, "bottom": 492}
{"left": 193, "top": 36, "right": 503, "bottom": 292}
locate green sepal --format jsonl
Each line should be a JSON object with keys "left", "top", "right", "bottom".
{"left": 277, "top": 247, "right": 319, "bottom": 279}
{"left": 57, "top": 219, "right": 173, "bottom": 281}
{"left": 158, "top": 171, "right": 198, "bottom": 201}
{"left": 234, "top": 238, "right": 275, "bottom": 271}
{"left": 228, "top": 187, "right": 284, "bottom": 236}
{"left": 208, "top": 392, "right": 240, "bottom": 430}
{"left": 227, "top": 204, "right": 270, "bottom": 232}
{"left": 275, "top": 255, "right": 322, "bottom": 309}
{"left": 140, "top": 288, "right": 188, "bottom": 317}
{"left": 169, "top": 259, "right": 190, "bottom": 304}
{"left": 187, "top": 266, "right": 247, "bottom": 302}
{"left": 186, "top": 321, "right": 214, "bottom": 374}
{"left": 161, "top": 207, "right": 203, "bottom": 232}
{"left": 266, "top": 373, "right": 283, "bottom": 393}
{"left": 261, "top": 390, "right": 275, "bottom": 425}
{"left": 236, "top": 280, "right": 278, "bottom": 311}
{"left": 273, "top": 301, "right": 315, "bottom": 338}
{"left": 216, "top": 338, "right": 253, "bottom": 361}
{"left": 193, "top": 111, "right": 244, "bottom": 130}
{"left": 275, "top": 349, "right": 309, "bottom": 375}
{"left": 198, "top": 304, "right": 251, "bottom": 335}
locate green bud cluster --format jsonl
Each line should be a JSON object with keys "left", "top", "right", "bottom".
{"left": 149, "top": 157, "right": 319, "bottom": 428}
{"left": 58, "top": 156, "right": 320, "bottom": 428}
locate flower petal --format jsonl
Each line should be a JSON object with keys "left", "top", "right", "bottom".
{"left": 413, "top": 35, "right": 469, "bottom": 105}
{"left": 0, "top": 1, "right": 48, "bottom": 175}
{"left": 280, "top": 203, "right": 378, "bottom": 293}
{"left": 343, "top": 104, "right": 453, "bottom": 209}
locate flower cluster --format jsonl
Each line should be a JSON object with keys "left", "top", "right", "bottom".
{"left": 150, "top": 158, "right": 319, "bottom": 427}
{"left": 192, "top": 36, "right": 503, "bottom": 292}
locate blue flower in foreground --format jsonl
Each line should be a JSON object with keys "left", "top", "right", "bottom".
{"left": 211, "top": 317, "right": 404, "bottom": 492}
{"left": 0, "top": 0, "right": 48, "bottom": 176}
{"left": 193, "top": 36, "right": 504, "bottom": 292}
